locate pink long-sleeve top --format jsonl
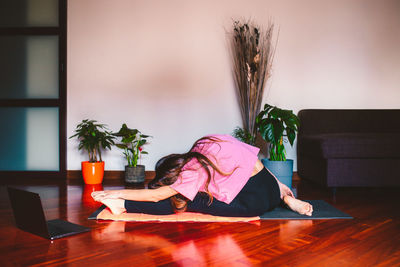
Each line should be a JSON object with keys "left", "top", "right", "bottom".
{"left": 169, "top": 134, "right": 260, "bottom": 204}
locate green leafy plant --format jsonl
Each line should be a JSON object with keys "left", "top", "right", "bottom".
{"left": 256, "top": 104, "right": 300, "bottom": 161}
{"left": 70, "top": 119, "right": 115, "bottom": 162}
{"left": 113, "top": 124, "right": 151, "bottom": 167}
{"left": 232, "top": 126, "right": 255, "bottom": 145}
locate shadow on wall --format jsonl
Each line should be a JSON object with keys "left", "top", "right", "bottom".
{"left": 135, "top": 63, "right": 206, "bottom": 99}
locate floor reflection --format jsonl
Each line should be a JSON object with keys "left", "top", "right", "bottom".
{"left": 172, "top": 234, "right": 252, "bottom": 266}
{"left": 279, "top": 220, "right": 313, "bottom": 241}
{"left": 278, "top": 220, "right": 314, "bottom": 251}
{"left": 92, "top": 221, "right": 253, "bottom": 266}
{"left": 82, "top": 184, "right": 104, "bottom": 208}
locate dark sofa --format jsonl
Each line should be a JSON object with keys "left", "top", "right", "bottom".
{"left": 297, "top": 109, "right": 400, "bottom": 189}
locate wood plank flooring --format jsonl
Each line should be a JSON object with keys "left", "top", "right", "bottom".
{"left": 0, "top": 176, "right": 399, "bottom": 266}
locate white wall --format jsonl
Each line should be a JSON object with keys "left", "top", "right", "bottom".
{"left": 67, "top": 0, "right": 400, "bottom": 171}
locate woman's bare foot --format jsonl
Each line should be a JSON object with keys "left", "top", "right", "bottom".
{"left": 101, "top": 198, "right": 127, "bottom": 215}
{"left": 283, "top": 196, "right": 313, "bottom": 216}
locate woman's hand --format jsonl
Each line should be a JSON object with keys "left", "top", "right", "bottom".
{"left": 91, "top": 190, "right": 124, "bottom": 202}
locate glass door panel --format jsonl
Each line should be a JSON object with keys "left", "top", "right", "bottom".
{"left": 0, "top": 0, "right": 65, "bottom": 177}
{"left": 0, "top": 107, "right": 59, "bottom": 171}
{"left": 0, "top": 35, "right": 59, "bottom": 99}
{"left": 0, "top": 0, "right": 59, "bottom": 27}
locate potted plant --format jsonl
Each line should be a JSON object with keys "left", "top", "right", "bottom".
{"left": 232, "top": 126, "right": 255, "bottom": 145}
{"left": 256, "top": 104, "right": 300, "bottom": 188}
{"left": 70, "top": 119, "right": 115, "bottom": 184}
{"left": 113, "top": 123, "right": 151, "bottom": 184}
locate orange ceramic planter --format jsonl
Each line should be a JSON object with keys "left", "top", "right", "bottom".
{"left": 81, "top": 161, "right": 105, "bottom": 184}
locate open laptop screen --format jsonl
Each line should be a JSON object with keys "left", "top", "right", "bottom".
{"left": 7, "top": 187, "right": 90, "bottom": 240}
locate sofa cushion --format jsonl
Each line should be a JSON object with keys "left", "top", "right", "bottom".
{"left": 298, "top": 109, "right": 400, "bottom": 135}
{"left": 298, "top": 133, "right": 400, "bottom": 159}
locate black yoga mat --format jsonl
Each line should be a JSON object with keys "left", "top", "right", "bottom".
{"left": 88, "top": 205, "right": 106, "bottom": 220}
{"left": 260, "top": 200, "right": 352, "bottom": 220}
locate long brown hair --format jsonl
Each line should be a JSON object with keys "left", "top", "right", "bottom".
{"left": 148, "top": 136, "right": 230, "bottom": 212}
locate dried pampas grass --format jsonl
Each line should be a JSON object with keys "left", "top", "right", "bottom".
{"left": 229, "top": 19, "right": 276, "bottom": 144}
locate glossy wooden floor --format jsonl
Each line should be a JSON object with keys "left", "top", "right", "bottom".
{"left": 0, "top": 176, "right": 399, "bottom": 267}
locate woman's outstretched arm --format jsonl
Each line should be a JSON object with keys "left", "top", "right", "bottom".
{"left": 92, "top": 186, "right": 178, "bottom": 203}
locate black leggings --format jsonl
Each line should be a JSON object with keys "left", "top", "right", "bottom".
{"left": 124, "top": 167, "right": 281, "bottom": 217}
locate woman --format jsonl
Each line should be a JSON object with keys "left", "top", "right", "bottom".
{"left": 92, "top": 135, "right": 313, "bottom": 217}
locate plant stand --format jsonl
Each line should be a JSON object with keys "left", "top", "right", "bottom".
{"left": 125, "top": 165, "right": 145, "bottom": 183}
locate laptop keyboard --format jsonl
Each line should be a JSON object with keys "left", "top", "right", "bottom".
{"left": 47, "top": 219, "right": 90, "bottom": 238}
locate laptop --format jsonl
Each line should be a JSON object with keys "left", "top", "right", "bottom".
{"left": 7, "top": 187, "right": 91, "bottom": 240}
